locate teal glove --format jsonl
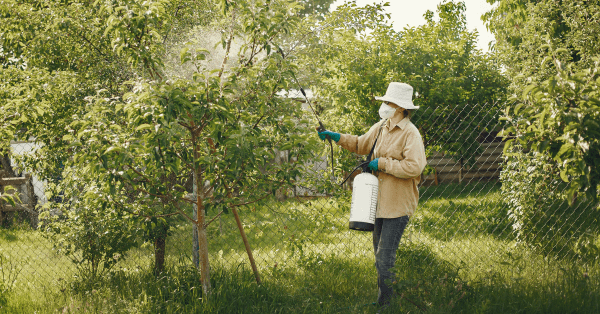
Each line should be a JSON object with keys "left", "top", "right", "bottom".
{"left": 318, "top": 130, "right": 340, "bottom": 142}
{"left": 368, "top": 158, "right": 379, "bottom": 172}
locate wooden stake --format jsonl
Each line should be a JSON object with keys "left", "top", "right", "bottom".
{"left": 232, "top": 207, "right": 261, "bottom": 285}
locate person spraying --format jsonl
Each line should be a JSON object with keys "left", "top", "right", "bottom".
{"left": 318, "top": 82, "right": 427, "bottom": 307}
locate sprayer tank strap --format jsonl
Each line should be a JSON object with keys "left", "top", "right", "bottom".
{"left": 339, "top": 119, "right": 388, "bottom": 186}
{"left": 367, "top": 119, "right": 387, "bottom": 162}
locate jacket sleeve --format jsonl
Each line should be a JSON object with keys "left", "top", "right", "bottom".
{"left": 379, "top": 129, "right": 427, "bottom": 179}
{"left": 336, "top": 121, "right": 382, "bottom": 156}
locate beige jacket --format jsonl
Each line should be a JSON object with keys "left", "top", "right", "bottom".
{"left": 337, "top": 117, "right": 427, "bottom": 218}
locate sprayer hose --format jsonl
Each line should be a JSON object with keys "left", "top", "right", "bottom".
{"left": 339, "top": 161, "right": 370, "bottom": 187}
{"left": 329, "top": 140, "right": 335, "bottom": 178}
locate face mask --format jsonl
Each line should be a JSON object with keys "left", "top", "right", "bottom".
{"left": 378, "top": 102, "right": 397, "bottom": 119}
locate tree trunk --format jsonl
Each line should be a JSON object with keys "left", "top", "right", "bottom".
{"left": 196, "top": 213, "right": 211, "bottom": 297}
{"left": 154, "top": 233, "right": 167, "bottom": 274}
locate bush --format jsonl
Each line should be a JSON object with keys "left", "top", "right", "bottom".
{"left": 43, "top": 203, "right": 140, "bottom": 278}
{"left": 41, "top": 170, "right": 140, "bottom": 277}
{"left": 501, "top": 145, "right": 600, "bottom": 262}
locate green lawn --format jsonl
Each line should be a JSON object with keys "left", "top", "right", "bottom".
{"left": 1, "top": 181, "right": 599, "bottom": 313}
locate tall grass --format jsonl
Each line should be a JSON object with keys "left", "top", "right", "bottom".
{"left": 1, "top": 181, "right": 599, "bottom": 313}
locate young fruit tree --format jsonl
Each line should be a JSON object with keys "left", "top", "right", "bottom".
{"left": 1, "top": 0, "right": 219, "bottom": 277}
{"left": 62, "top": 0, "right": 318, "bottom": 295}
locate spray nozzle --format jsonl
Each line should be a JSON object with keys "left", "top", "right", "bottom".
{"left": 300, "top": 87, "right": 307, "bottom": 98}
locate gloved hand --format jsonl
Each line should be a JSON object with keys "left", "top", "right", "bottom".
{"left": 368, "top": 158, "right": 379, "bottom": 172}
{"left": 317, "top": 130, "right": 340, "bottom": 143}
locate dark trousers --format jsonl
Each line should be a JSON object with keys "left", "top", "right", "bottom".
{"left": 373, "top": 216, "right": 410, "bottom": 306}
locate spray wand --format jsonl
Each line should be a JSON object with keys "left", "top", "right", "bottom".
{"left": 290, "top": 74, "right": 335, "bottom": 179}
{"left": 290, "top": 74, "right": 386, "bottom": 187}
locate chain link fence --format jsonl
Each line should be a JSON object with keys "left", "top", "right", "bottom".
{"left": 1, "top": 101, "right": 598, "bottom": 292}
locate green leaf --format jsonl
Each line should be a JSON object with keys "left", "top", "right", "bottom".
{"left": 522, "top": 84, "right": 537, "bottom": 98}
{"left": 539, "top": 139, "right": 549, "bottom": 151}
{"left": 135, "top": 124, "right": 152, "bottom": 131}
{"left": 503, "top": 139, "right": 515, "bottom": 155}
{"left": 560, "top": 168, "right": 569, "bottom": 182}
{"left": 555, "top": 143, "right": 572, "bottom": 160}
{"left": 541, "top": 56, "right": 552, "bottom": 68}
{"left": 554, "top": 48, "right": 570, "bottom": 55}
{"left": 180, "top": 47, "right": 191, "bottom": 65}
{"left": 3, "top": 195, "right": 16, "bottom": 207}
{"left": 514, "top": 103, "right": 524, "bottom": 115}
{"left": 104, "top": 146, "right": 123, "bottom": 154}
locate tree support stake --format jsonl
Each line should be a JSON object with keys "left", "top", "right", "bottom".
{"left": 232, "top": 207, "right": 261, "bottom": 285}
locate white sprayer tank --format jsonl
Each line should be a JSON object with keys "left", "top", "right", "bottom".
{"left": 349, "top": 172, "right": 379, "bottom": 231}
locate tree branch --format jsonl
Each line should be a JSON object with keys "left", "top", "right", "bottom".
{"left": 218, "top": 8, "right": 237, "bottom": 83}
{"left": 162, "top": 6, "right": 183, "bottom": 45}
{"left": 204, "top": 210, "right": 224, "bottom": 228}
{"left": 229, "top": 193, "right": 271, "bottom": 208}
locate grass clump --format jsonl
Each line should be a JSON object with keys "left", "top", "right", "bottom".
{"left": 388, "top": 242, "right": 470, "bottom": 313}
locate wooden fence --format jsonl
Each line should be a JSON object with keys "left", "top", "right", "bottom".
{"left": 421, "top": 141, "right": 505, "bottom": 185}
{"left": 0, "top": 173, "right": 39, "bottom": 228}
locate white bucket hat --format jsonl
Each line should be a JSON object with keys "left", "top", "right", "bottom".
{"left": 375, "top": 82, "right": 419, "bottom": 110}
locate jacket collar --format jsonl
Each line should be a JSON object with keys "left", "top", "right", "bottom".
{"left": 386, "top": 117, "right": 410, "bottom": 130}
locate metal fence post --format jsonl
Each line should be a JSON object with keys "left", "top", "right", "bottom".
{"left": 192, "top": 178, "right": 199, "bottom": 268}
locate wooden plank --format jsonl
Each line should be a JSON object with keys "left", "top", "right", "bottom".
{"left": 0, "top": 206, "right": 21, "bottom": 212}
{"left": 0, "top": 174, "right": 31, "bottom": 186}
{"left": 437, "top": 171, "right": 500, "bottom": 181}
{"left": 438, "top": 170, "right": 501, "bottom": 179}
{"left": 464, "top": 163, "right": 502, "bottom": 172}
{"left": 428, "top": 157, "right": 458, "bottom": 166}
{"left": 480, "top": 148, "right": 504, "bottom": 157}
{"left": 472, "top": 153, "right": 503, "bottom": 164}
{"left": 428, "top": 153, "right": 503, "bottom": 166}
{"left": 430, "top": 158, "right": 502, "bottom": 171}
{"left": 462, "top": 172, "right": 501, "bottom": 180}
{"left": 0, "top": 204, "right": 35, "bottom": 214}
{"left": 428, "top": 151, "right": 446, "bottom": 159}
{"left": 467, "top": 169, "right": 502, "bottom": 176}
{"left": 434, "top": 162, "right": 501, "bottom": 173}
{"left": 432, "top": 163, "right": 463, "bottom": 173}
{"left": 480, "top": 142, "right": 505, "bottom": 149}
{"left": 428, "top": 142, "right": 505, "bottom": 159}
